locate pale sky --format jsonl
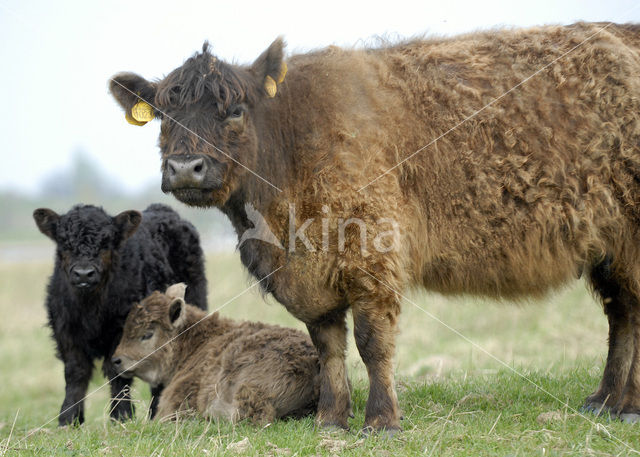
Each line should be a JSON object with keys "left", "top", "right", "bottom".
{"left": 1, "top": 0, "right": 639, "bottom": 195}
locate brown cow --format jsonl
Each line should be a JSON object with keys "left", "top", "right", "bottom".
{"left": 112, "top": 284, "right": 320, "bottom": 423}
{"left": 110, "top": 23, "right": 640, "bottom": 431}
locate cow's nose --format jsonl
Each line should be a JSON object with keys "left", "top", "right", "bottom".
{"left": 111, "top": 356, "right": 121, "bottom": 366}
{"left": 165, "top": 157, "right": 207, "bottom": 189}
{"left": 71, "top": 265, "right": 97, "bottom": 285}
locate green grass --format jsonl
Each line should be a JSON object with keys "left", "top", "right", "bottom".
{"left": 1, "top": 252, "right": 639, "bottom": 456}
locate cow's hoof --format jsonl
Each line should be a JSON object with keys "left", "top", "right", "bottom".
{"left": 361, "top": 425, "right": 401, "bottom": 438}
{"left": 619, "top": 413, "right": 640, "bottom": 424}
{"left": 317, "top": 420, "right": 349, "bottom": 432}
{"left": 581, "top": 401, "right": 610, "bottom": 416}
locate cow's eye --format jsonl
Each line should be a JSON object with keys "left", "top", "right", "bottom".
{"left": 141, "top": 331, "right": 153, "bottom": 341}
{"left": 227, "top": 104, "right": 244, "bottom": 119}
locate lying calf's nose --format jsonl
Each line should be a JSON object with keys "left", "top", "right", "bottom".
{"left": 111, "top": 357, "right": 121, "bottom": 366}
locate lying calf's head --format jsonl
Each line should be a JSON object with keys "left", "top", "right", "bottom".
{"left": 33, "top": 205, "right": 141, "bottom": 293}
{"left": 112, "top": 283, "right": 189, "bottom": 386}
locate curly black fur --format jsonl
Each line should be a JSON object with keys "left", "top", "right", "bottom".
{"left": 33, "top": 203, "right": 207, "bottom": 425}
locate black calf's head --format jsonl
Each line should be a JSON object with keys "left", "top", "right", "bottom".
{"left": 33, "top": 205, "right": 141, "bottom": 292}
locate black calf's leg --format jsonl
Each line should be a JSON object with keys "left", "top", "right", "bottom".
{"left": 103, "top": 360, "right": 134, "bottom": 421}
{"left": 108, "top": 377, "right": 134, "bottom": 421}
{"left": 585, "top": 260, "right": 634, "bottom": 413}
{"left": 59, "top": 353, "right": 93, "bottom": 426}
{"left": 149, "top": 384, "right": 164, "bottom": 419}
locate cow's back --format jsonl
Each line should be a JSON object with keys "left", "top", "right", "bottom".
{"left": 365, "top": 24, "right": 640, "bottom": 298}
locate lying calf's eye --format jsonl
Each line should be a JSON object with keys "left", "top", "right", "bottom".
{"left": 141, "top": 331, "right": 153, "bottom": 341}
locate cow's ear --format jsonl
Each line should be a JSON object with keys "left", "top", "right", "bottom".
{"left": 251, "top": 37, "right": 287, "bottom": 99}
{"left": 113, "top": 210, "right": 142, "bottom": 244}
{"left": 168, "top": 297, "right": 186, "bottom": 328}
{"left": 109, "top": 72, "right": 158, "bottom": 126}
{"left": 166, "top": 283, "right": 187, "bottom": 300}
{"left": 33, "top": 208, "right": 59, "bottom": 241}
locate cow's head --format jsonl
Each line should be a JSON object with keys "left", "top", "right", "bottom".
{"left": 112, "top": 284, "right": 189, "bottom": 386}
{"left": 109, "top": 39, "right": 286, "bottom": 207}
{"left": 33, "top": 205, "right": 141, "bottom": 293}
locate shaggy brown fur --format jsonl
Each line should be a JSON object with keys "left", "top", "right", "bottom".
{"left": 110, "top": 23, "right": 640, "bottom": 430}
{"left": 112, "top": 284, "right": 320, "bottom": 423}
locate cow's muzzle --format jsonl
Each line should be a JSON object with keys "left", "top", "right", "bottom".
{"left": 161, "top": 154, "right": 224, "bottom": 192}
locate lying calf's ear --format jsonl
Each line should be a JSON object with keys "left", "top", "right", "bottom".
{"left": 165, "top": 283, "right": 187, "bottom": 300}
{"left": 109, "top": 72, "right": 158, "bottom": 126}
{"left": 114, "top": 210, "right": 142, "bottom": 244}
{"left": 168, "top": 298, "right": 186, "bottom": 328}
{"left": 33, "top": 208, "right": 59, "bottom": 241}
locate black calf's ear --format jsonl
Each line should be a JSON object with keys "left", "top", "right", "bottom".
{"left": 251, "top": 37, "right": 287, "bottom": 98}
{"left": 114, "top": 210, "right": 142, "bottom": 244}
{"left": 109, "top": 72, "right": 158, "bottom": 126}
{"left": 33, "top": 208, "right": 60, "bottom": 241}
{"left": 168, "top": 298, "right": 186, "bottom": 328}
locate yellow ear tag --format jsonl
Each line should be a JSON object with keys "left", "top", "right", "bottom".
{"left": 264, "top": 75, "right": 277, "bottom": 98}
{"left": 131, "top": 101, "right": 155, "bottom": 122}
{"left": 125, "top": 111, "right": 148, "bottom": 126}
{"left": 277, "top": 62, "right": 287, "bottom": 84}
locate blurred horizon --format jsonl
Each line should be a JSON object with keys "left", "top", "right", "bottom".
{"left": 1, "top": 0, "right": 639, "bottom": 196}
{"left": 0, "top": 151, "right": 236, "bottom": 261}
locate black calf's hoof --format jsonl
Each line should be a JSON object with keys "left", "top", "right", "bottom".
{"left": 110, "top": 404, "right": 135, "bottom": 422}
{"left": 58, "top": 416, "right": 83, "bottom": 427}
{"left": 58, "top": 409, "right": 84, "bottom": 427}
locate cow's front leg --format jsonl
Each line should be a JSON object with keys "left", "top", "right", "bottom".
{"left": 59, "top": 351, "right": 93, "bottom": 426}
{"left": 306, "top": 309, "right": 351, "bottom": 430}
{"left": 351, "top": 297, "right": 401, "bottom": 434}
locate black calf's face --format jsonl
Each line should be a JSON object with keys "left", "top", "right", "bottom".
{"left": 33, "top": 205, "right": 141, "bottom": 292}
{"left": 109, "top": 39, "right": 286, "bottom": 207}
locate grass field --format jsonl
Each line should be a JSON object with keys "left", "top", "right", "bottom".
{"left": 1, "top": 251, "right": 640, "bottom": 456}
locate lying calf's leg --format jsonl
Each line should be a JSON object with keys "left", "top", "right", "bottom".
{"left": 233, "top": 383, "right": 277, "bottom": 425}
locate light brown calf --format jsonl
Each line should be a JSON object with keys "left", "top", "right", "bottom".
{"left": 112, "top": 284, "right": 319, "bottom": 423}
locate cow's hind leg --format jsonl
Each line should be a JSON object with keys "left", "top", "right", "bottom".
{"left": 351, "top": 294, "right": 401, "bottom": 434}
{"left": 614, "top": 313, "right": 640, "bottom": 422}
{"left": 584, "top": 259, "right": 634, "bottom": 414}
{"left": 306, "top": 309, "right": 352, "bottom": 430}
